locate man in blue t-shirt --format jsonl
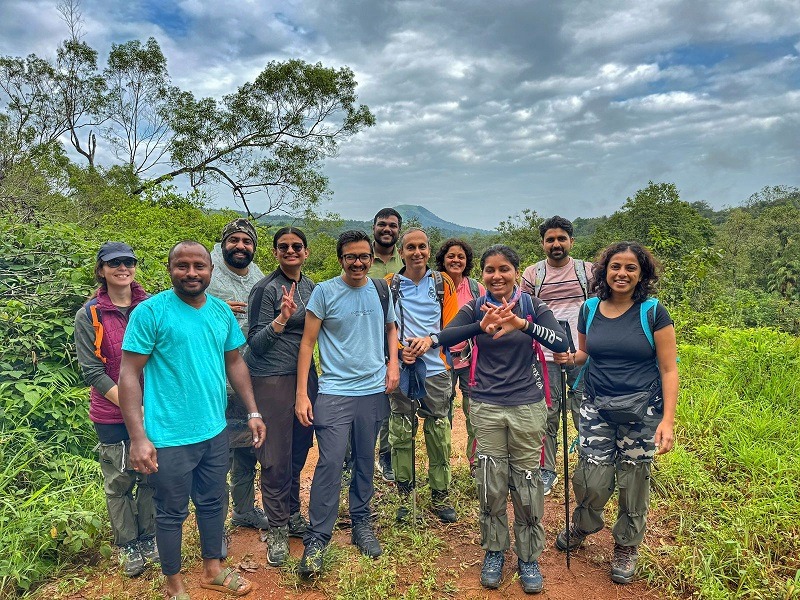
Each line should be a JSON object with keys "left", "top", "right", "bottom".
{"left": 295, "top": 230, "right": 400, "bottom": 577}
{"left": 119, "top": 240, "right": 266, "bottom": 600}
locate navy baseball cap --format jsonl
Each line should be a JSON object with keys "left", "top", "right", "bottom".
{"left": 97, "top": 241, "right": 137, "bottom": 262}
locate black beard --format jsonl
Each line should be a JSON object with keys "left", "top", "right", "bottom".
{"left": 373, "top": 237, "right": 397, "bottom": 249}
{"left": 223, "top": 247, "right": 253, "bottom": 269}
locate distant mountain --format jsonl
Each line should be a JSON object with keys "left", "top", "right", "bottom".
{"left": 392, "top": 205, "right": 492, "bottom": 235}
{"left": 248, "top": 205, "right": 494, "bottom": 237}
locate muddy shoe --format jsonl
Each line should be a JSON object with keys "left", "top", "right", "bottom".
{"left": 351, "top": 518, "right": 382, "bottom": 558}
{"left": 266, "top": 526, "right": 289, "bottom": 567}
{"left": 555, "top": 523, "right": 588, "bottom": 551}
{"left": 119, "top": 541, "right": 145, "bottom": 577}
{"left": 288, "top": 511, "right": 308, "bottom": 538}
{"left": 431, "top": 489, "right": 457, "bottom": 523}
{"left": 480, "top": 550, "right": 504, "bottom": 589}
{"left": 299, "top": 538, "right": 326, "bottom": 578}
{"left": 231, "top": 507, "right": 270, "bottom": 529}
{"left": 611, "top": 543, "right": 638, "bottom": 584}
{"left": 518, "top": 558, "right": 543, "bottom": 593}
{"left": 139, "top": 536, "right": 160, "bottom": 564}
{"left": 541, "top": 469, "right": 558, "bottom": 496}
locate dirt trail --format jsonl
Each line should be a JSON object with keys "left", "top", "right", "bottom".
{"left": 53, "top": 402, "right": 664, "bottom": 600}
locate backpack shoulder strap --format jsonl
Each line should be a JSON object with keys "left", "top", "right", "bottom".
{"left": 573, "top": 259, "right": 590, "bottom": 299}
{"left": 467, "top": 277, "right": 480, "bottom": 299}
{"left": 468, "top": 295, "right": 487, "bottom": 386}
{"left": 533, "top": 260, "right": 547, "bottom": 297}
{"left": 370, "top": 277, "right": 391, "bottom": 362}
{"left": 431, "top": 270, "right": 445, "bottom": 308}
{"left": 583, "top": 296, "right": 601, "bottom": 333}
{"left": 387, "top": 273, "right": 401, "bottom": 304}
{"left": 639, "top": 298, "right": 658, "bottom": 350}
{"left": 85, "top": 298, "right": 106, "bottom": 364}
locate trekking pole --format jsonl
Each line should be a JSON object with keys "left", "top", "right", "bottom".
{"left": 559, "top": 320, "right": 576, "bottom": 569}
{"left": 411, "top": 399, "right": 418, "bottom": 527}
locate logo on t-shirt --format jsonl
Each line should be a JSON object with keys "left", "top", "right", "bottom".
{"left": 352, "top": 308, "right": 375, "bottom": 317}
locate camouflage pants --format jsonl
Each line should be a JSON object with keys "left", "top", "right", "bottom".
{"left": 97, "top": 440, "right": 156, "bottom": 546}
{"left": 389, "top": 371, "right": 452, "bottom": 491}
{"left": 471, "top": 400, "right": 547, "bottom": 562}
{"left": 571, "top": 394, "right": 662, "bottom": 546}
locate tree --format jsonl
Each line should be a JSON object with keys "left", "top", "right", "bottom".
{"left": 494, "top": 208, "right": 544, "bottom": 267}
{"left": 588, "top": 181, "right": 714, "bottom": 261}
{"left": 102, "top": 37, "right": 177, "bottom": 174}
{"left": 142, "top": 59, "right": 374, "bottom": 217}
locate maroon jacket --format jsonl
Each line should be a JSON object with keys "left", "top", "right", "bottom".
{"left": 87, "top": 282, "right": 148, "bottom": 424}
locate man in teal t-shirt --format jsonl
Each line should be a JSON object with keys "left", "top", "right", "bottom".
{"left": 119, "top": 241, "right": 266, "bottom": 600}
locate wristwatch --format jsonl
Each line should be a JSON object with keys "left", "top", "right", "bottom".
{"left": 247, "top": 412, "right": 263, "bottom": 420}
{"left": 429, "top": 332, "right": 440, "bottom": 349}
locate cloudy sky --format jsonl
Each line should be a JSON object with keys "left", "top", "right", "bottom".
{"left": 2, "top": 0, "right": 799, "bottom": 228}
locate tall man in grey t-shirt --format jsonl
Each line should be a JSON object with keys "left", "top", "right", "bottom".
{"left": 207, "top": 218, "right": 269, "bottom": 530}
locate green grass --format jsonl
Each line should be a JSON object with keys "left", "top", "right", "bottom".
{"left": 647, "top": 325, "right": 800, "bottom": 599}
{"left": 0, "top": 427, "right": 108, "bottom": 597}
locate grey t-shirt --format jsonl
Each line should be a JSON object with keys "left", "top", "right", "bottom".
{"left": 579, "top": 301, "right": 673, "bottom": 398}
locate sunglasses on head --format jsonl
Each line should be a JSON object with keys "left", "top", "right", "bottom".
{"left": 106, "top": 257, "right": 137, "bottom": 268}
{"left": 276, "top": 243, "right": 305, "bottom": 253}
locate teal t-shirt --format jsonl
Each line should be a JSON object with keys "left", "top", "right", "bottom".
{"left": 306, "top": 277, "right": 396, "bottom": 396}
{"left": 122, "top": 289, "right": 245, "bottom": 448}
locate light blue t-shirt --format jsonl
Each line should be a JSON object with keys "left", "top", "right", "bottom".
{"left": 393, "top": 270, "right": 447, "bottom": 375}
{"left": 122, "top": 290, "right": 245, "bottom": 448}
{"left": 306, "top": 277, "right": 396, "bottom": 396}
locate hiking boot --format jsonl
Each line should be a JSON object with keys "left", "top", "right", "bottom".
{"left": 518, "top": 558, "right": 544, "bottom": 593}
{"left": 395, "top": 481, "right": 413, "bottom": 523}
{"left": 288, "top": 511, "right": 308, "bottom": 538}
{"left": 431, "top": 489, "right": 457, "bottom": 523}
{"left": 555, "top": 523, "right": 589, "bottom": 551}
{"left": 541, "top": 469, "right": 558, "bottom": 496}
{"left": 351, "top": 518, "right": 382, "bottom": 558}
{"left": 266, "top": 526, "right": 289, "bottom": 567}
{"left": 480, "top": 550, "right": 504, "bottom": 589}
{"left": 611, "top": 543, "right": 639, "bottom": 584}
{"left": 119, "top": 541, "right": 146, "bottom": 577}
{"left": 231, "top": 506, "right": 270, "bottom": 529}
{"left": 298, "top": 538, "right": 326, "bottom": 578}
{"left": 139, "top": 536, "right": 160, "bottom": 564}
{"left": 376, "top": 452, "right": 395, "bottom": 482}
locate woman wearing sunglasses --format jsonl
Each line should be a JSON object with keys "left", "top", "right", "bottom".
{"left": 245, "top": 227, "right": 317, "bottom": 567}
{"left": 74, "top": 242, "right": 156, "bottom": 578}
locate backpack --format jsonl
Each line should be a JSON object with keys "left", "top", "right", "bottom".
{"left": 466, "top": 276, "right": 480, "bottom": 300}
{"left": 388, "top": 270, "right": 446, "bottom": 340}
{"left": 84, "top": 299, "right": 105, "bottom": 364}
{"left": 573, "top": 296, "right": 659, "bottom": 387}
{"left": 467, "top": 289, "right": 552, "bottom": 407}
{"left": 532, "top": 259, "right": 590, "bottom": 299}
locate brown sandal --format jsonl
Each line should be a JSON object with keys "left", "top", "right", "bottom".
{"left": 199, "top": 566, "right": 253, "bottom": 596}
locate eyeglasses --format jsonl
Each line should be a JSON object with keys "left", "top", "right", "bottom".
{"left": 106, "top": 258, "right": 137, "bottom": 268}
{"left": 276, "top": 243, "right": 305, "bottom": 253}
{"left": 341, "top": 253, "right": 373, "bottom": 264}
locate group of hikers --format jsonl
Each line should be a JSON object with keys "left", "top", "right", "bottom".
{"left": 75, "top": 209, "right": 678, "bottom": 598}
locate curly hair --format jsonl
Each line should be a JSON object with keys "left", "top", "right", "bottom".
{"left": 591, "top": 241, "right": 660, "bottom": 302}
{"left": 435, "top": 238, "right": 475, "bottom": 276}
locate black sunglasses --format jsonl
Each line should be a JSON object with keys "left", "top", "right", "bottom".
{"left": 106, "top": 257, "right": 137, "bottom": 268}
{"left": 276, "top": 243, "right": 305, "bottom": 253}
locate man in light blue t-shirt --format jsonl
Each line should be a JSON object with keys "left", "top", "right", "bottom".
{"left": 294, "top": 230, "right": 400, "bottom": 578}
{"left": 119, "top": 240, "right": 266, "bottom": 600}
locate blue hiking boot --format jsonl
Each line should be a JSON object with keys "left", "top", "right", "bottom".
{"left": 480, "top": 550, "right": 504, "bottom": 589}
{"left": 518, "top": 558, "right": 544, "bottom": 593}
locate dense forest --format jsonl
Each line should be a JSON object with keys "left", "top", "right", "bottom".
{"left": 2, "top": 9, "right": 800, "bottom": 599}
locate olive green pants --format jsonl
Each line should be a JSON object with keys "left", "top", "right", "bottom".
{"left": 97, "top": 440, "right": 156, "bottom": 546}
{"left": 471, "top": 400, "right": 547, "bottom": 562}
{"left": 389, "top": 371, "right": 452, "bottom": 491}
